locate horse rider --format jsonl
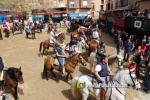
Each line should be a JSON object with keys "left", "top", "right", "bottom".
{"left": 96, "top": 42, "right": 106, "bottom": 63}
{"left": 49, "top": 17, "right": 54, "bottom": 25}
{"left": 49, "top": 29, "right": 57, "bottom": 46}
{"left": 55, "top": 42, "right": 68, "bottom": 76}
{"left": 69, "top": 34, "right": 79, "bottom": 54}
{"left": 95, "top": 55, "right": 113, "bottom": 100}
{"left": 26, "top": 21, "right": 34, "bottom": 34}
{"left": 92, "top": 28, "right": 101, "bottom": 43}
{"left": 0, "top": 57, "right": 7, "bottom": 82}
{"left": 63, "top": 17, "right": 67, "bottom": 23}
{"left": 78, "top": 26, "right": 87, "bottom": 41}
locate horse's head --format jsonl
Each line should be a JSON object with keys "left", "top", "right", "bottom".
{"left": 114, "top": 70, "right": 141, "bottom": 90}
{"left": 128, "top": 71, "right": 141, "bottom": 90}
{"left": 77, "top": 54, "right": 87, "bottom": 66}
{"left": 117, "top": 55, "right": 123, "bottom": 68}
{"left": 14, "top": 67, "right": 24, "bottom": 84}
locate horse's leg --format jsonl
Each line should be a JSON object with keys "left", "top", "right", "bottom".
{"left": 66, "top": 72, "right": 69, "bottom": 81}
{"left": 14, "top": 86, "right": 18, "bottom": 100}
{"left": 10, "top": 87, "right": 16, "bottom": 100}
{"left": 69, "top": 73, "right": 73, "bottom": 80}
{"left": 43, "top": 64, "right": 49, "bottom": 80}
{"left": 50, "top": 68, "right": 56, "bottom": 79}
{"left": 81, "top": 91, "right": 89, "bottom": 100}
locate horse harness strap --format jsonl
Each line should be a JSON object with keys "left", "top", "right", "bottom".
{"left": 114, "top": 80, "right": 126, "bottom": 97}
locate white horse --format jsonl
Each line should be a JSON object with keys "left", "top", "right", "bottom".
{"left": 60, "top": 20, "right": 70, "bottom": 28}
{"left": 71, "top": 70, "right": 141, "bottom": 100}
{"left": 88, "top": 53, "right": 123, "bottom": 72}
{"left": 60, "top": 37, "right": 89, "bottom": 54}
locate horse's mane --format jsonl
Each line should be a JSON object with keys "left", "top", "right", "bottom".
{"left": 67, "top": 52, "right": 78, "bottom": 59}
{"left": 108, "top": 55, "right": 118, "bottom": 66}
{"left": 6, "top": 67, "right": 19, "bottom": 81}
{"left": 114, "top": 69, "right": 129, "bottom": 80}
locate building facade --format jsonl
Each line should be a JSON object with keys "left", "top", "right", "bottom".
{"left": 67, "top": 0, "right": 92, "bottom": 16}
{"left": 109, "top": 0, "right": 150, "bottom": 12}
{"left": 92, "top": 0, "right": 108, "bottom": 18}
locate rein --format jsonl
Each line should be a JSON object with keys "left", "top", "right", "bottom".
{"left": 114, "top": 80, "right": 126, "bottom": 97}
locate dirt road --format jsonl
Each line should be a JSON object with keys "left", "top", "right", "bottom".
{"left": 0, "top": 27, "right": 149, "bottom": 100}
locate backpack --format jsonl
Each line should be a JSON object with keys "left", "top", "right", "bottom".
{"left": 0, "top": 57, "right": 4, "bottom": 71}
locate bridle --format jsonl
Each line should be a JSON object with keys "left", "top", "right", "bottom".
{"left": 129, "top": 71, "right": 140, "bottom": 88}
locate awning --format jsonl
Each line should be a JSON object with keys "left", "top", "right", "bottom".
{"left": 53, "top": 10, "right": 67, "bottom": 14}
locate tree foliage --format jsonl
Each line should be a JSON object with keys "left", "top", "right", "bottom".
{"left": 0, "top": 0, "right": 29, "bottom": 13}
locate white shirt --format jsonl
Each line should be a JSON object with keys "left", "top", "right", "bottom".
{"left": 36, "top": 21, "right": 39, "bottom": 24}
{"left": 93, "top": 31, "right": 99, "bottom": 38}
{"left": 95, "top": 65, "right": 102, "bottom": 72}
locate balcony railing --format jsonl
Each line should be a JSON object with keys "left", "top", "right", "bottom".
{"left": 116, "top": 0, "right": 130, "bottom": 8}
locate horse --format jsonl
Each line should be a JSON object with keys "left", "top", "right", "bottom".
{"left": 11, "top": 23, "right": 23, "bottom": 35}
{"left": 25, "top": 27, "right": 36, "bottom": 39}
{"left": 2, "top": 67, "right": 24, "bottom": 100}
{"left": 88, "top": 40, "right": 99, "bottom": 56}
{"left": 71, "top": 69, "right": 141, "bottom": 100}
{"left": 35, "top": 23, "right": 42, "bottom": 33}
{"left": 61, "top": 37, "right": 89, "bottom": 54}
{"left": 43, "top": 53, "right": 87, "bottom": 81}
{"left": 88, "top": 54, "right": 123, "bottom": 72}
{"left": 39, "top": 33, "right": 65, "bottom": 56}
{"left": 3, "top": 28, "right": 10, "bottom": 38}
{"left": 0, "top": 28, "right": 3, "bottom": 40}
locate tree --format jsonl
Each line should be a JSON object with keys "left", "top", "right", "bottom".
{"left": 0, "top": 0, "right": 29, "bottom": 13}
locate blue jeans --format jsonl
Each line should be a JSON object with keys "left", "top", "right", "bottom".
{"left": 95, "top": 38, "right": 102, "bottom": 43}
{"left": 57, "top": 57, "right": 64, "bottom": 68}
{"left": 117, "top": 48, "right": 122, "bottom": 55}
{"left": 96, "top": 76, "right": 108, "bottom": 90}
{"left": 124, "top": 50, "right": 130, "bottom": 60}
{"left": 81, "top": 35, "right": 87, "bottom": 41}
{"left": 51, "top": 38, "right": 57, "bottom": 44}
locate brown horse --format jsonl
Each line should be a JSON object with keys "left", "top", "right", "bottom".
{"left": 43, "top": 53, "right": 87, "bottom": 81}
{"left": 39, "top": 33, "right": 65, "bottom": 56}
{"left": 25, "top": 28, "right": 36, "bottom": 39}
{"left": 2, "top": 67, "right": 24, "bottom": 100}
{"left": 88, "top": 39, "right": 99, "bottom": 56}
{"left": 12, "top": 24, "right": 23, "bottom": 35}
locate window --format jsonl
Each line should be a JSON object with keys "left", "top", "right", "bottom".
{"left": 53, "top": 1, "right": 57, "bottom": 6}
{"left": 70, "top": 1, "right": 75, "bottom": 8}
{"left": 83, "top": 1, "right": 88, "bottom": 7}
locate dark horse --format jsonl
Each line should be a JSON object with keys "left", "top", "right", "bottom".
{"left": 25, "top": 27, "right": 36, "bottom": 39}
{"left": 12, "top": 24, "right": 23, "bottom": 35}
{"left": 2, "top": 67, "right": 24, "bottom": 100}
{"left": 43, "top": 53, "right": 87, "bottom": 81}
{"left": 35, "top": 23, "right": 42, "bottom": 33}
{"left": 39, "top": 33, "right": 65, "bottom": 56}
{"left": 0, "top": 28, "right": 3, "bottom": 40}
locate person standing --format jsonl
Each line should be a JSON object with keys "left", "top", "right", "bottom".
{"left": 143, "top": 56, "right": 150, "bottom": 93}
{"left": 95, "top": 55, "right": 112, "bottom": 100}
{"left": 124, "top": 38, "right": 134, "bottom": 62}
{"left": 116, "top": 37, "right": 123, "bottom": 56}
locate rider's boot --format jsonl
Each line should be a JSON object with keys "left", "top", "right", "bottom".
{"left": 60, "top": 68, "right": 64, "bottom": 76}
{"left": 101, "top": 89, "right": 106, "bottom": 100}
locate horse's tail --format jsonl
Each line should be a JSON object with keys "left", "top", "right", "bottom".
{"left": 39, "top": 42, "right": 43, "bottom": 54}
{"left": 71, "top": 76, "right": 79, "bottom": 99}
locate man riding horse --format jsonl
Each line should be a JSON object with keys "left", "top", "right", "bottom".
{"left": 95, "top": 55, "right": 113, "bottom": 100}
